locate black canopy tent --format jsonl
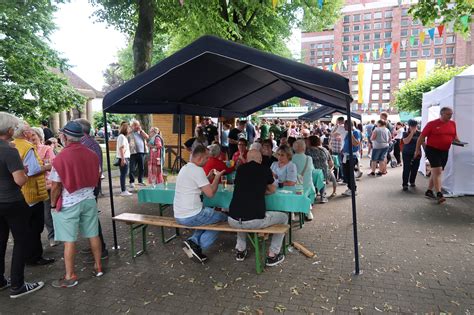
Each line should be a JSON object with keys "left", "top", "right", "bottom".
{"left": 102, "top": 35, "right": 361, "bottom": 274}
{"left": 299, "top": 106, "right": 362, "bottom": 121}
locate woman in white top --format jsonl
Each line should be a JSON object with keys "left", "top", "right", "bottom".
{"left": 393, "top": 122, "right": 404, "bottom": 165}
{"left": 270, "top": 144, "right": 297, "bottom": 187}
{"left": 116, "top": 123, "right": 132, "bottom": 196}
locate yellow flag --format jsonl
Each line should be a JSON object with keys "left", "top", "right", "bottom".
{"left": 378, "top": 47, "right": 384, "bottom": 56}
{"left": 420, "top": 32, "right": 425, "bottom": 43}
{"left": 272, "top": 0, "right": 278, "bottom": 9}
{"left": 358, "top": 63, "right": 364, "bottom": 104}
{"left": 417, "top": 60, "right": 426, "bottom": 79}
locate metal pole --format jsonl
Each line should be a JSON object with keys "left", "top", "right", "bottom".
{"left": 103, "top": 111, "right": 119, "bottom": 249}
{"left": 345, "top": 100, "right": 360, "bottom": 275}
{"left": 178, "top": 114, "right": 183, "bottom": 169}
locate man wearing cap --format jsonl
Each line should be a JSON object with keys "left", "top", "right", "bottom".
{"left": 401, "top": 120, "right": 421, "bottom": 191}
{"left": 49, "top": 121, "right": 103, "bottom": 288}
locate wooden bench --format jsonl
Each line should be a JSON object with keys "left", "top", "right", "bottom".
{"left": 113, "top": 213, "right": 289, "bottom": 274}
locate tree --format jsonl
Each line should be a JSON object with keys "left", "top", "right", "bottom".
{"left": 393, "top": 65, "right": 467, "bottom": 113}
{"left": 409, "top": 0, "right": 473, "bottom": 38}
{"left": 0, "top": 0, "right": 85, "bottom": 123}
{"left": 92, "top": 111, "right": 135, "bottom": 130}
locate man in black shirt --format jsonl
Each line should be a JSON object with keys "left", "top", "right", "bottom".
{"left": 203, "top": 117, "right": 218, "bottom": 144}
{"left": 41, "top": 120, "right": 54, "bottom": 141}
{"left": 401, "top": 119, "right": 421, "bottom": 191}
{"left": 228, "top": 120, "right": 247, "bottom": 159}
{"left": 228, "top": 150, "right": 288, "bottom": 267}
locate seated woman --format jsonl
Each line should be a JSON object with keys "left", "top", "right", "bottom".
{"left": 232, "top": 138, "right": 248, "bottom": 169}
{"left": 270, "top": 144, "right": 297, "bottom": 187}
{"left": 307, "top": 135, "right": 335, "bottom": 201}
{"left": 292, "top": 139, "right": 315, "bottom": 220}
{"left": 203, "top": 144, "right": 234, "bottom": 178}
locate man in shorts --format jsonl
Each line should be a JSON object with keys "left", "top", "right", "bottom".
{"left": 49, "top": 121, "right": 103, "bottom": 288}
{"left": 415, "top": 107, "right": 460, "bottom": 204}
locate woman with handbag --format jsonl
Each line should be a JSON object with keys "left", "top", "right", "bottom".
{"left": 116, "top": 123, "right": 132, "bottom": 196}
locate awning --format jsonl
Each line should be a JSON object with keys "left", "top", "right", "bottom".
{"left": 299, "top": 106, "right": 361, "bottom": 121}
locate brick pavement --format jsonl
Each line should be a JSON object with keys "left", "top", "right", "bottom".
{"left": 1, "top": 161, "right": 473, "bottom": 314}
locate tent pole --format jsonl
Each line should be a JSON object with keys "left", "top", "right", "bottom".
{"left": 345, "top": 99, "right": 360, "bottom": 275}
{"left": 178, "top": 114, "right": 183, "bottom": 170}
{"left": 103, "top": 111, "right": 119, "bottom": 250}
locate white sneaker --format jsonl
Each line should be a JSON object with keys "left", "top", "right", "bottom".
{"left": 49, "top": 239, "right": 59, "bottom": 247}
{"left": 306, "top": 211, "right": 314, "bottom": 221}
{"left": 129, "top": 183, "right": 135, "bottom": 189}
{"left": 342, "top": 189, "right": 357, "bottom": 196}
{"left": 320, "top": 197, "right": 329, "bottom": 203}
{"left": 356, "top": 171, "right": 363, "bottom": 179}
{"left": 120, "top": 191, "right": 133, "bottom": 196}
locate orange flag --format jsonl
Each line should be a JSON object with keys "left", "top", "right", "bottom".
{"left": 392, "top": 42, "right": 399, "bottom": 53}
{"left": 360, "top": 53, "right": 364, "bottom": 62}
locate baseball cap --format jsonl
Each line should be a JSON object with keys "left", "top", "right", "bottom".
{"left": 60, "top": 121, "right": 84, "bottom": 138}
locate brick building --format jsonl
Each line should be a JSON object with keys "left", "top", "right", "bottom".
{"left": 301, "top": 0, "right": 473, "bottom": 115}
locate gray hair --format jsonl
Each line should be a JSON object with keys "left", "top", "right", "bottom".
{"left": 249, "top": 142, "right": 262, "bottom": 151}
{"left": 74, "top": 118, "right": 91, "bottom": 134}
{"left": 13, "top": 120, "right": 29, "bottom": 138}
{"left": 0, "top": 112, "right": 20, "bottom": 136}
{"left": 208, "top": 144, "right": 221, "bottom": 157}
{"left": 440, "top": 107, "right": 453, "bottom": 114}
{"left": 293, "top": 139, "right": 306, "bottom": 153}
{"left": 64, "top": 133, "right": 82, "bottom": 143}
{"left": 31, "top": 127, "right": 45, "bottom": 142}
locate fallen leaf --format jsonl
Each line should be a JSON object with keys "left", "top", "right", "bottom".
{"left": 374, "top": 306, "right": 383, "bottom": 312}
{"left": 450, "top": 300, "right": 460, "bottom": 306}
{"left": 275, "top": 305, "right": 287, "bottom": 313}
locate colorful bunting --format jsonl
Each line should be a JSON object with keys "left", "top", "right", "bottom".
{"left": 437, "top": 0, "right": 443, "bottom": 6}
{"left": 354, "top": 55, "right": 360, "bottom": 63}
{"left": 409, "top": 35, "right": 415, "bottom": 46}
{"left": 359, "top": 53, "right": 364, "bottom": 62}
{"left": 420, "top": 31, "right": 426, "bottom": 43}
{"left": 366, "top": 52, "right": 371, "bottom": 61}
{"left": 378, "top": 47, "right": 384, "bottom": 56}
{"left": 329, "top": 64, "right": 333, "bottom": 71}
{"left": 385, "top": 43, "right": 392, "bottom": 55}
{"left": 372, "top": 49, "right": 378, "bottom": 59}
{"left": 392, "top": 41, "right": 399, "bottom": 53}
{"left": 437, "top": 25, "right": 445, "bottom": 37}
{"left": 428, "top": 28, "right": 435, "bottom": 40}
{"left": 401, "top": 39, "right": 407, "bottom": 50}
{"left": 460, "top": 15, "right": 470, "bottom": 29}
{"left": 343, "top": 60, "right": 348, "bottom": 69}
{"left": 318, "top": 0, "right": 323, "bottom": 9}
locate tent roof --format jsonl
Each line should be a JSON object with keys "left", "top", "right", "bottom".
{"left": 299, "top": 106, "right": 361, "bottom": 121}
{"left": 103, "top": 35, "right": 351, "bottom": 117}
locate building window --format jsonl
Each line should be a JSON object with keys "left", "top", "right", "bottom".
{"left": 317, "top": 58, "right": 322, "bottom": 63}
{"left": 382, "top": 93, "right": 390, "bottom": 100}
{"left": 324, "top": 50, "right": 331, "bottom": 55}
{"left": 383, "top": 63, "right": 391, "bottom": 70}
{"left": 353, "top": 25, "right": 361, "bottom": 31}
{"left": 353, "top": 14, "right": 361, "bottom": 22}
{"left": 422, "top": 38, "right": 431, "bottom": 46}
{"left": 399, "top": 72, "right": 407, "bottom": 79}
{"left": 401, "top": 29, "right": 408, "bottom": 37}
{"left": 434, "top": 48, "right": 442, "bottom": 55}
{"left": 385, "top": 21, "right": 392, "bottom": 29}
{"left": 402, "top": 8, "right": 409, "bottom": 16}
{"left": 383, "top": 83, "right": 390, "bottom": 90}
{"left": 372, "top": 83, "right": 380, "bottom": 90}
{"left": 317, "top": 43, "right": 323, "bottom": 48}
{"left": 343, "top": 45, "right": 350, "bottom": 52}
{"left": 385, "top": 11, "right": 393, "bottom": 18}
{"left": 401, "top": 19, "right": 409, "bottom": 27}
{"left": 324, "top": 57, "right": 330, "bottom": 62}
{"left": 422, "top": 49, "right": 430, "bottom": 57}
{"left": 374, "top": 42, "right": 381, "bottom": 49}
{"left": 317, "top": 51, "right": 323, "bottom": 56}
{"left": 310, "top": 50, "right": 315, "bottom": 56}
{"left": 352, "top": 84, "right": 358, "bottom": 91}
{"left": 343, "top": 35, "right": 350, "bottom": 42}
{"left": 412, "top": 19, "right": 420, "bottom": 25}
{"left": 323, "top": 43, "right": 330, "bottom": 48}
{"left": 343, "top": 26, "right": 350, "bottom": 33}
{"left": 400, "top": 50, "right": 407, "bottom": 58}
{"left": 374, "top": 32, "right": 381, "bottom": 40}
{"left": 446, "top": 57, "right": 454, "bottom": 65}
{"left": 353, "top": 45, "right": 360, "bottom": 52}
{"left": 363, "top": 44, "right": 370, "bottom": 51}
{"left": 364, "top": 13, "right": 371, "bottom": 20}
{"left": 385, "top": 31, "right": 392, "bottom": 39}
{"left": 435, "top": 37, "right": 443, "bottom": 45}
{"left": 410, "top": 50, "right": 418, "bottom": 57}
{"left": 364, "top": 23, "right": 371, "bottom": 30}
{"left": 352, "top": 65, "right": 358, "bottom": 71}
{"left": 372, "top": 93, "right": 379, "bottom": 100}
{"left": 371, "top": 103, "right": 379, "bottom": 110}
{"left": 374, "top": 12, "right": 382, "bottom": 19}
{"left": 374, "top": 22, "right": 382, "bottom": 30}
{"left": 383, "top": 73, "right": 390, "bottom": 80}
{"left": 410, "top": 61, "right": 417, "bottom": 68}
{"left": 373, "top": 64, "right": 380, "bottom": 70}
{"left": 373, "top": 73, "right": 380, "bottom": 80}
{"left": 410, "top": 72, "right": 417, "bottom": 78}
{"left": 400, "top": 62, "right": 407, "bottom": 69}
{"left": 446, "top": 35, "right": 455, "bottom": 44}
{"left": 412, "top": 39, "right": 419, "bottom": 46}
{"left": 353, "top": 35, "right": 360, "bottom": 42}
{"left": 399, "top": 81, "right": 406, "bottom": 88}
{"left": 351, "top": 74, "right": 358, "bottom": 81}
{"left": 343, "top": 15, "right": 350, "bottom": 23}
{"left": 364, "top": 33, "right": 371, "bottom": 41}
{"left": 446, "top": 47, "right": 455, "bottom": 54}
{"left": 412, "top": 29, "right": 420, "bottom": 36}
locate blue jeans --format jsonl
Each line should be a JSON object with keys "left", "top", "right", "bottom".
{"left": 119, "top": 158, "right": 129, "bottom": 192}
{"left": 176, "top": 207, "right": 227, "bottom": 250}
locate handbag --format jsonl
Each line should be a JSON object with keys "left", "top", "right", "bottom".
{"left": 113, "top": 157, "right": 120, "bottom": 166}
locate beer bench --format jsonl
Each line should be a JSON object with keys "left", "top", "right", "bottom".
{"left": 113, "top": 212, "right": 289, "bottom": 274}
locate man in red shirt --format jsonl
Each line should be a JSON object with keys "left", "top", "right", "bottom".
{"left": 203, "top": 144, "right": 234, "bottom": 179}
{"left": 415, "top": 107, "right": 460, "bottom": 204}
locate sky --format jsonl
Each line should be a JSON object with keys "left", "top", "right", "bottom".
{"left": 51, "top": 1, "right": 301, "bottom": 110}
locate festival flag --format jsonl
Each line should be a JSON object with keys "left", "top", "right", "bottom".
{"left": 420, "top": 31, "right": 426, "bottom": 43}
{"left": 372, "top": 49, "right": 378, "bottom": 59}
{"left": 357, "top": 63, "right": 374, "bottom": 105}
{"left": 354, "top": 55, "right": 360, "bottom": 63}
{"left": 460, "top": 15, "right": 470, "bottom": 29}
{"left": 385, "top": 43, "right": 392, "bottom": 55}
{"left": 392, "top": 41, "right": 399, "bottom": 53}
{"left": 360, "top": 53, "right": 364, "bottom": 62}
{"left": 447, "top": 20, "right": 455, "bottom": 33}
{"left": 318, "top": 0, "right": 323, "bottom": 9}
{"left": 343, "top": 60, "right": 348, "bottom": 70}
{"left": 272, "top": 0, "right": 278, "bottom": 9}
{"left": 437, "top": 25, "right": 445, "bottom": 37}
{"left": 329, "top": 64, "right": 333, "bottom": 71}
{"left": 437, "top": 0, "right": 443, "bottom": 6}
{"left": 428, "top": 28, "right": 435, "bottom": 40}
{"left": 378, "top": 47, "right": 383, "bottom": 57}
{"left": 417, "top": 59, "right": 435, "bottom": 79}
{"left": 401, "top": 39, "right": 407, "bottom": 50}
{"left": 366, "top": 52, "right": 371, "bottom": 61}
{"left": 323, "top": 65, "right": 327, "bottom": 70}
{"left": 409, "top": 35, "right": 415, "bottom": 46}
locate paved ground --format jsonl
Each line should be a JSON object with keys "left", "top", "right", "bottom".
{"left": 1, "top": 159, "right": 473, "bottom": 314}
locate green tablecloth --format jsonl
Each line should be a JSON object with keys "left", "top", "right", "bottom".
{"left": 312, "top": 168, "right": 325, "bottom": 192}
{"left": 138, "top": 183, "right": 311, "bottom": 214}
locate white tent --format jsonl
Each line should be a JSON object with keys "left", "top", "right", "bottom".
{"left": 420, "top": 65, "right": 474, "bottom": 195}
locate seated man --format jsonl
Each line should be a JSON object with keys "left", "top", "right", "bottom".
{"left": 228, "top": 150, "right": 288, "bottom": 267}
{"left": 173, "top": 145, "right": 226, "bottom": 263}
{"left": 203, "top": 144, "right": 234, "bottom": 178}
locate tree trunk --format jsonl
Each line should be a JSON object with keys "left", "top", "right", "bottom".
{"left": 133, "top": 0, "right": 155, "bottom": 130}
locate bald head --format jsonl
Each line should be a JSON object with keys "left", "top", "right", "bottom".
{"left": 247, "top": 149, "right": 262, "bottom": 164}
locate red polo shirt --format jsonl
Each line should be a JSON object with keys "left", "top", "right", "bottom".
{"left": 203, "top": 157, "right": 234, "bottom": 177}
{"left": 421, "top": 118, "right": 457, "bottom": 151}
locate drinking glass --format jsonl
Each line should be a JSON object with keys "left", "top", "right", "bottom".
{"left": 222, "top": 177, "right": 227, "bottom": 189}
{"left": 163, "top": 171, "right": 168, "bottom": 187}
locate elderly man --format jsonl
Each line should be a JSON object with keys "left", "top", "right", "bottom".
{"left": 415, "top": 107, "right": 460, "bottom": 204}
{"left": 173, "top": 145, "right": 227, "bottom": 263}
{"left": 228, "top": 149, "right": 287, "bottom": 266}
{"left": 50, "top": 121, "right": 103, "bottom": 288}
{"left": 128, "top": 120, "right": 149, "bottom": 188}
{"left": 75, "top": 119, "right": 109, "bottom": 260}
{"left": 203, "top": 144, "right": 234, "bottom": 177}
{"left": 12, "top": 121, "right": 54, "bottom": 266}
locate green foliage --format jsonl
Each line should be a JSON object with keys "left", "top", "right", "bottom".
{"left": 394, "top": 65, "right": 467, "bottom": 112}
{"left": 0, "top": 0, "right": 85, "bottom": 123}
{"left": 409, "top": 0, "right": 474, "bottom": 38}
{"left": 92, "top": 111, "right": 135, "bottom": 129}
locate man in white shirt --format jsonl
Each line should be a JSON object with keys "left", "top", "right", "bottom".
{"left": 174, "top": 145, "right": 226, "bottom": 262}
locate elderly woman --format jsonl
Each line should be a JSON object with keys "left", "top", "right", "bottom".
{"left": 30, "top": 127, "right": 57, "bottom": 247}
{"left": 0, "top": 112, "right": 44, "bottom": 297}
{"left": 147, "top": 127, "right": 164, "bottom": 185}
{"left": 203, "top": 144, "right": 234, "bottom": 180}
{"left": 270, "top": 144, "right": 297, "bottom": 187}
{"left": 307, "top": 135, "right": 336, "bottom": 201}
{"left": 292, "top": 139, "right": 315, "bottom": 220}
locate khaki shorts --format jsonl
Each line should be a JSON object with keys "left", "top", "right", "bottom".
{"left": 52, "top": 199, "right": 99, "bottom": 242}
